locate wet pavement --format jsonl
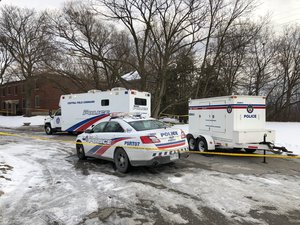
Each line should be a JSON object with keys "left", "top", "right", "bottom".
{"left": 0, "top": 126, "right": 300, "bottom": 225}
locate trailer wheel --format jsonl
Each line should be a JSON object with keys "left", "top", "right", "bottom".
{"left": 197, "top": 137, "right": 208, "bottom": 152}
{"left": 245, "top": 148, "right": 256, "bottom": 153}
{"left": 114, "top": 148, "right": 130, "bottom": 173}
{"left": 187, "top": 135, "right": 196, "bottom": 151}
{"left": 45, "top": 124, "right": 53, "bottom": 135}
{"left": 76, "top": 142, "right": 86, "bottom": 160}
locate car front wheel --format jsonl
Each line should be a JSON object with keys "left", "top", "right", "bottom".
{"left": 45, "top": 124, "right": 53, "bottom": 135}
{"left": 76, "top": 142, "right": 86, "bottom": 160}
{"left": 114, "top": 148, "right": 130, "bottom": 173}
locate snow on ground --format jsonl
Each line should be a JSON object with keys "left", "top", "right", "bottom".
{"left": 0, "top": 138, "right": 299, "bottom": 225}
{"left": 266, "top": 122, "right": 300, "bottom": 155}
{"left": 0, "top": 115, "right": 45, "bottom": 128}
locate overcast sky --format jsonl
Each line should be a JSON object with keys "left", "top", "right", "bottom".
{"left": 3, "top": 0, "right": 300, "bottom": 29}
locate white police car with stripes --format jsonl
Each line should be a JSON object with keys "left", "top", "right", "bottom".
{"left": 76, "top": 114, "right": 189, "bottom": 173}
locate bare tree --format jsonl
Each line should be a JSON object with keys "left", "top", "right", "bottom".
{"left": 241, "top": 25, "right": 276, "bottom": 96}
{"left": 51, "top": 2, "right": 132, "bottom": 91}
{"left": 0, "top": 40, "right": 14, "bottom": 84}
{"left": 194, "top": 0, "right": 257, "bottom": 98}
{"left": 267, "top": 27, "right": 300, "bottom": 121}
{"left": 0, "top": 6, "right": 55, "bottom": 116}
{"left": 99, "top": 0, "right": 207, "bottom": 117}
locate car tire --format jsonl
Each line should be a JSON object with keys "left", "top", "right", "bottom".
{"left": 196, "top": 137, "right": 208, "bottom": 152}
{"left": 245, "top": 148, "right": 256, "bottom": 153}
{"left": 76, "top": 142, "right": 86, "bottom": 160}
{"left": 114, "top": 148, "right": 130, "bottom": 173}
{"left": 45, "top": 124, "right": 53, "bottom": 135}
{"left": 187, "top": 135, "right": 196, "bottom": 151}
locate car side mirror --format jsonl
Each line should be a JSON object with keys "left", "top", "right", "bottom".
{"left": 85, "top": 129, "right": 94, "bottom": 134}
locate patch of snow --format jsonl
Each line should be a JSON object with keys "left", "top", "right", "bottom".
{"left": 121, "top": 71, "right": 141, "bottom": 81}
{"left": 266, "top": 122, "right": 300, "bottom": 155}
{"left": 0, "top": 115, "right": 45, "bottom": 128}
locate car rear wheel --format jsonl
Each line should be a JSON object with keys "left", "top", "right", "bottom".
{"left": 114, "top": 148, "right": 130, "bottom": 173}
{"left": 76, "top": 142, "right": 86, "bottom": 160}
{"left": 197, "top": 137, "right": 208, "bottom": 152}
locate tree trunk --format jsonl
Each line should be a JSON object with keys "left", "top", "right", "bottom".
{"left": 24, "top": 78, "right": 34, "bottom": 117}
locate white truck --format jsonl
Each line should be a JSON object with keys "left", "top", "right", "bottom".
{"left": 187, "top": 95, "right": 289, "bottom": 154}
{"left": 44, "top": 88, "right": 151, "bottom": 134}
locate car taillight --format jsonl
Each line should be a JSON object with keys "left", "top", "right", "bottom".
{"left": 181, "top": 130, "right": 186, "bottom": 139}
{"left": 140, "top": 136, "right": 160, "bottom": 144}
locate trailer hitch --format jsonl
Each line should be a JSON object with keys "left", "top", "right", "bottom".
{"left": 260, "top": 134, "right": 294, "bottom": 156}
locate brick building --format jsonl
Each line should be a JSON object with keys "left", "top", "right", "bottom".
{"left": 0, "top": 76, "right": 81, "bottom": 116}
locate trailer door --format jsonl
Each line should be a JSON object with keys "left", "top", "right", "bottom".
{"left": 210, "top": 100, "right": 226, "bottom": 133}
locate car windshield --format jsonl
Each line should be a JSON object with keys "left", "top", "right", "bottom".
{"left": 128, "top": 120, "right": 168, "bottom": 131}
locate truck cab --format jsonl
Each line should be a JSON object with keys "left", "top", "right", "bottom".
{"left": 44, "top": 108, "right": 62, "bottom": 135}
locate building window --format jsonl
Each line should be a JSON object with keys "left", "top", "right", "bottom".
{"left": 7, "top": 86, "right": 11, "bottom": 95}
{"left": 3, "top": 87, "right": 6, "bottom": 96}
{"left": 14, "top": 86, "right": 18, "bottom": 95}
{"left": 2, "top": 102, "right": 5, "bottom": 109}
{"left": 35, "top": 80, "right": 39, "bottom": 90}
{"left": 101, "top": 99, "right": 109, "bottom": 106}
{"left": 35, "top": 95, "right": 40, "bottom": 108}
{"left": 22, "top": 84, "right": 25, "bottom": 93}
{"left": 22, "top": 99, "right": 26, "bottom": 109}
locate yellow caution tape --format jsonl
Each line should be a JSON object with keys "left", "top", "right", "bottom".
{"left": 0, "top": 131, "right": 299, "bottom": 158}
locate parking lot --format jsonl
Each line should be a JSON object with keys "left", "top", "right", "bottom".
{"left": 0, "top": 126, "right": 300, "bottom": 225}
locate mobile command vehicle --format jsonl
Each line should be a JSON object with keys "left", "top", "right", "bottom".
{"left": 44, "top": 88, "right": 151, "bottom": 134}
{"left": 187, "top": 95, "right": 289, "bottom": 154}
{"left": 76, "top": 114, "right": 189, "bottom": 173}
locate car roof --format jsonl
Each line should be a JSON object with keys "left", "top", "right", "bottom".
{"left": 112, "top": 117, "right": 156, "bottom": 123}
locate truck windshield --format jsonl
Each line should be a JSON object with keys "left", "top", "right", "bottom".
{"left": 128, "top": 120, "right": 168, "bottom": 131}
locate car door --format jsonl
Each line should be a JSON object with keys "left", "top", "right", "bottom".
{"left": 86, "top": 121, "right": 125, "bottom": 158}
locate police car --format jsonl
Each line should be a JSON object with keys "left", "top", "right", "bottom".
{"left": 76, "top": 115, "right": 189, "bottom": 173}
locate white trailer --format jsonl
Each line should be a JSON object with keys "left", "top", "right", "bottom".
{"left": 187, "top": 95, "right": 289, "bottom": 154}
{"left": 44, "top": 88, "right": 151, "bottom": 134}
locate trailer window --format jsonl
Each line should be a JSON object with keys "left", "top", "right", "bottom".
{"left": 134, "top": 98, "right": 147, "bottom": 106}
{"left": 101, "top": 99, "right": 109, "bottom": 106}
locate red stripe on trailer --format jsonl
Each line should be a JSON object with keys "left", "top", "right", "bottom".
{"left": 247, "top": 146, "right": 258, "bottom": 149}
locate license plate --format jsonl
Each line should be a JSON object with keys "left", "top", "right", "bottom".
{"left": 170, "top": 153, "right": 179, "bottom": 160}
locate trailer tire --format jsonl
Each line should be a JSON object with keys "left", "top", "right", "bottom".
{"left": 45, "top": 124, "right": 53, "bottom": 135}
{"left": 196, "top": 137, "right": 208, "bottom": 152}
{"left": 245, "top": 148, "right": 256, "bottom": 153}
{"left": 76, "top": 142, "right": 86, "bottom": 160}
{"left": 114, "top": 148, "right": 130, "bottom": 173}
{"left": 187, "top": 135, "right": 196, "bottom": 151}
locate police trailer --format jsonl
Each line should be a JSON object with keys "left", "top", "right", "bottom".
{"left": 187, "top": 95, "right": 291, "bottom": 154}
{"left": 44, "top": 88, "right": 151, "bottom": 134}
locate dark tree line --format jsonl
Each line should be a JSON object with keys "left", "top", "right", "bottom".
{"left": 0, "top": 0, "right": 300, "bottom": 121}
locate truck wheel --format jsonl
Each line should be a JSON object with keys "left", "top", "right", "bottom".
{"left": 187, "top": 135, "right": 196, "bottom": 151}
{"left": 76, "top": 142, "right": 86, "bottom": 160}
{"left": 245, "top": 148, "right": 256, "bottom": 153}
{"left": 114, "top": 148, "right": 130, "bottom": 173}
{"left": 45, "top": 124, "right": 53, "bottom": 135}
{"left": 197, "top": 137, "right": 208, "bottom": 152}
